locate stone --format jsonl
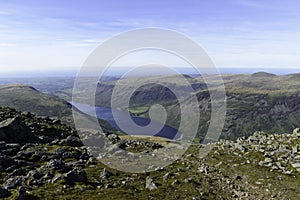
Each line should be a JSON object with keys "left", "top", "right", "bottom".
{"left": 4, "top": 176, "right": 25, "bottom": 189}
{"left": 100, "top": 168, "right": 112, "bottom": 179}
{"left": 163, "top": 172, "right": 173, "bottom": 182}
{"left": 51, "top": 174, "right": 64, "bottom": 183}
{"left": 0, "top": 153, "right": 15, "bottom": 169}
{"left": 107, "top": 134, "right": 120, "bottom": 143}
{"left": 27, "top": 170, "right": 42, "bottom": 180}
{"left": 292, "top": 146, "right": 298, "bottom": 154}
{"left": 65, "top": 135, "right": 83, "bottom": 147}
{"left": 145, "top": 176, "right": 157, "bottom": 190}
{"left": 0, "top": 186, "right": 11, "bottom": 198}
{"left": 291, "top": 162, "right": 300, "bottom": 168}
{"left": 106, "top": 144, "right": 120, "bottom": 154}
{"left": 264, "top": 158, "right": 273, "bottom": 163}
{"left": 184, "top": 177, "right": 193, "bottom": 183}
{"left": 65, "top": 169, "right": 87, "bottom": 184}
{"left": 17, "top": 186, "right": 27, "bottom": 200}
{"left": 8, "top": 168, "right": 27, "bottom": 178}
{"left": 171, "top": 179, "right": 179, "bottom": 185}
{"left": 276, "top": 175, "right": 283, "bottom": 181}
{"left": 293, "top": 128, "right": 300, "bottom": 136}
{"left": 46, "top": 159, "right": 70, "bottom": 172}
{"left": 0, "top": 117, "right": 39, "bottom": 143}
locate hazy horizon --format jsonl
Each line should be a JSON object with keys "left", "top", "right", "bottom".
{"left": 0, "top": 0, "right": 300, "bottom": 74}
{"left": 0, "top": 67, "right": 299, "bottom": 78}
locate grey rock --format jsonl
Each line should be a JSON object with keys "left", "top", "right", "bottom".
{"left": 291, "top": 162, "right": 300, "bottom": 168}
{"left": 107, "top": 134, "right": 120, "bottom": 143}
{"left": 106, "top": 144, "right": 120, "bottom": 154}
{"left": 8, "top": 168, "right": 27, "bottom": 179}
{"left": 65, "top": 135, "right": 83, "bottom": 147}
{"left": 100, "top": 168, "right": 112, "bottom": 179}
{"left": 293, "top": 128, "right": 300, "bottom": 136}
{"left": 17, "top": 186, "right": 27, "bottom": 200}
{"left": 264, "top": 158, "right": 273, "bottom": 163}
{"left": 0, "top": 153, "right": 15, "bottom": 169}
{"left": 0, "top": 186, "right": 11, "bottom": 198}
{"left": 65, "top": 169, "right": 87, "bottom": 184}
{"left": 145, "top": 176, "right": 157, "bottom": 190}
{"left": 163, "top": 172, "right": 173, "bottom": 182}
{"left": 46, "top": 159, "right": 71, "bottom": 172}
{"left": 51, "top": 174, "right": 64, "bottom": 183}
{"left": 0, "top": 117, "right": 39, "bottom": 143}
{"left": 27, "top": 170, "right": 42, "bottom": 180}
{"left": 292, "top": 146, "right": 298, "bottom": 154}
{"left": 4, "top": 176, "right": 25, "bottom": 189}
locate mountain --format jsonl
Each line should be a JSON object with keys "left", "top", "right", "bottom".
{"left": 1, "top": 72, "right": 299, "bottom": 141}
{"left": 0, "top": 84, "right": 116, "bottom": 134}
{"left": 166, "top": 73, "right": 300, "bottom": 140}
{"left": 250, "top": 71, "right": 277, "bottom": 78}
{"left": 0, "top": 85, "right": 73, "bottom": 120}
{"left": 0, "top": 107, "right": 299, "bottom": 199}
{"left": 90, "top": 73, "right": 300, "bottom": 140}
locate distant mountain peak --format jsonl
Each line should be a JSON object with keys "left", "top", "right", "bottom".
{"left": 251, "top": 71, "right": 277, "bottom": 78}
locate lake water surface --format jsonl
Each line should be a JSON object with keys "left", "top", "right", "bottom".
{"left": 72, "top": 102, "right": 180, "bottom": 139}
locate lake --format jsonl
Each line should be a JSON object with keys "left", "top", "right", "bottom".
{"left": 72, "top": 102, "right": 180, "bottom": 139}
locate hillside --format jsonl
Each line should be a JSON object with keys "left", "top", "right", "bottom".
{"left": 0, "top": 85, "right": 72, "bottom": 120}
{"left": 1, "top": 73, "right": 299, "bottom": 140}
{"left": 0, "top": 107, "right": 299, "bottom": 199}
{"left": 0, "top": 84, "right": 116, "bottom": 134}
{"left": 90, "top": 73, "right": 300, "bottom": 140}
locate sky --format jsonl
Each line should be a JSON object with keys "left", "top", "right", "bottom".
{"left": 0, "top": 0, "right": 300, "bottom": 74}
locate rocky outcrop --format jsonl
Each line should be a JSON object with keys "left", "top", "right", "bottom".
{"left": 217, "top": 128, "right": 300, "bottom": 175}
{"left": 0, "top": 116, "right": 39, "bottom": 143}
{"left": 0, "top": 106, "right": 299, "bottom": 199}
{"left": 0, "top": 107, "right": 92, "bottom": 198}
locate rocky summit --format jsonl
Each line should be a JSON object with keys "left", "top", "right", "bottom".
{"left": 0, "top": 107, "right": 91, "bottom": 199}
{"left": 0, "top": 106, "right": 299, "bottom": 199}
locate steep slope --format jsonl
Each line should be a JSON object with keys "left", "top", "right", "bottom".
{"left": 96, "top": 73, "right": 300, "bottom": 140}
{"left": 0, "top": 85, "right": 72, "bottom": 120}
{"left": 0, "top": 84, "right": 116, "bottom": 134}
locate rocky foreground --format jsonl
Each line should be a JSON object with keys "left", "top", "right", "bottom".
{"left": 0, "top": 107, "right": 299, "bottom": 199}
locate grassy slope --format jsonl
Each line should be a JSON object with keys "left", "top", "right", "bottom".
{"left": 0, "top": 85, "right": 73, "bottom": 118}
{"left": 0, "top": 84, "right": 116, "bottom": 134}
{"left": 2, "top": 73, "right": 299, "bottom": 140}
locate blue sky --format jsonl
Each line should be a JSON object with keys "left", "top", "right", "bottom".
{"left": 0, "top": 0, "right": 300, "bottom": 73}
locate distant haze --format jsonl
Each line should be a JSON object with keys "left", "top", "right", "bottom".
{"left": 0, "top": 67, "right": 299, "bottom": 78}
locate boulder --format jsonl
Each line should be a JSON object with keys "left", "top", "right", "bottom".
{"left": 65, "top": 135, "right": 83, "bottom": 147}
{"left": 65, "top": 169, "right": 88, "bottom": 184}
{"left": 0, "top": 117, "right": 39, "bottom": 143}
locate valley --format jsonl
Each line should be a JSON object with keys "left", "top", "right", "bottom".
{"left": 0, "top": 72, "right": 299, "bottom": 199}
{"left": 3, "top": 72, "right": 298, "bottom": 141}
